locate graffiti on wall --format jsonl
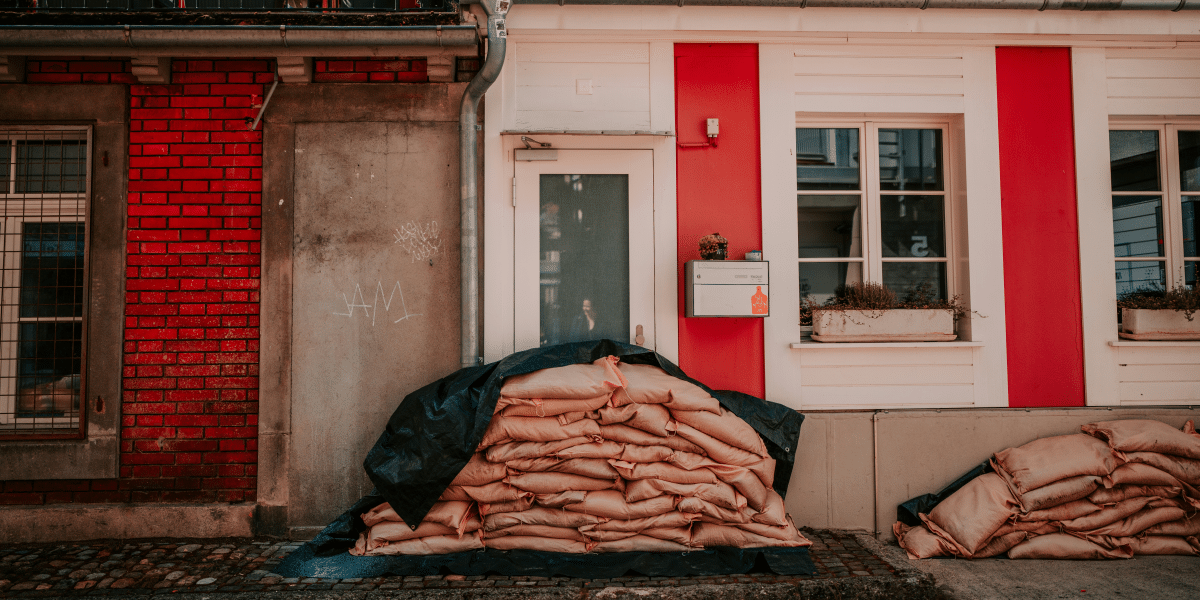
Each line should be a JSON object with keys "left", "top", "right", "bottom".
{"left": 333, "top": 281, "right": 422, "bottom": 326}
{"left": 394, "top": 221, "right": 441, "bottom": 263}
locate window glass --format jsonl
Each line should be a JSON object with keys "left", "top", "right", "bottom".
{"left": 796, "top": 128, "right": 859, "bottom": 191}
{"left": 16, "top": 323, "right": 81, "bottom": 418}
{"left": 799, "top": 262, "right": 861, "bottom": 305}
{"left": 1110, "top": 130, "right": 1160, "bottom": 192}
{"left": 1179, "top": 131, "right": 1200, "bottom": 192}
{"left": 1187, "top": 261, "right": 1197, "bottom": 289}
{"left": 1184, "top": 198, "right": 1197, "bottom": 259}
{"left": 881, "top": 262, "right": 946, "bottom": 301}
{"left": 879, "top": 195, "right": 945, "bottom": 258}
{"left": 797, "top": 195, "right": 861, "bottom": 258}
{"left": 538, "top": 174, "right": 629, "bottom": 347}
{"left": 879, "top": 129, "right": 943, "bottom": 191}
{"left": 1112, "top": 195, "right": 1164, "bottom": 258}
{"left": 20, "top": 223, "right": 85, "bottom": 319}
{"left": 0, "top": 140, "right": 8, "bottom": 192}
{"left": 15, "top": 140, "right": 87, "bottom": 194}
{"left": 1115, "top": 260, "right": 1166, "bottom": 295}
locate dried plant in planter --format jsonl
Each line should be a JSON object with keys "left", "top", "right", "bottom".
{"left": 1117, "top": 285, "right": 1200, "bottom": 321}
{"left": 800, "top": 281, "right": 975, "bottom": 326}
{"left": 698, "top": 233, "right": 728, "bottom": 260}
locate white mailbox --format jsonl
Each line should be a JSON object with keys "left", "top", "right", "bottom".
{"left": 685, "top": 260, "right": 769, "bottom": 318}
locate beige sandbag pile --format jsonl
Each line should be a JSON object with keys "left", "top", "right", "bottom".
{"left": 895, "top": 419, "right": 1200, "bottom": 560}
{"left": 351, "top": 357, "right": 811, "bottom": 556}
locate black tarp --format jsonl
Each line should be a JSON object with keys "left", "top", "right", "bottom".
{"left": 895, "top": 460, "right": 994, "bottom": 527}
{"left": 274, "top": 339, "right": 812, "bottom": 578}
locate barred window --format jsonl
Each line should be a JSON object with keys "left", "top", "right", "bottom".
{"left": 0, "top": 127, "right": 88, "bottom": 437}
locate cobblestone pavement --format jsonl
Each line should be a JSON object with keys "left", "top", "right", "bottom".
{"left": 0, "top": 529, "right": 903, "bottom": 597}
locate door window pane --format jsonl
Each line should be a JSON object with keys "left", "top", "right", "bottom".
{"left": 796, "top": 128, "right": 859, "bottom": 191}
{"left": 539, "top": 174, "right": 629, "bottom": 347}
{"left": 799, "top": 262, "right": 861, "bottom": 305}
{"left": 15, "top": 140, "right": 87, "bottom": 194}
{"left": 1180, "top": 131, "right": 1200, "bottom": 192}
{"left": 1115, "top": 260, "right": 1166, "bottom": 296}
{"left": 879, "top": 129, "right": 943, "bottom": 191}
{"left": 880, "top": 195, "right": 945, "bottom": 258}
{"left": 798, "top": 195, "right": 861, "bottom": 258}
{"left": 1110, "top": 130, "right": 1160, "bottom": 192}
{"left": 881, "top": 262, "right": 946, "bottom": 301}
{"left": 1112, "top": 195, "right": 1164, "bottom": 258}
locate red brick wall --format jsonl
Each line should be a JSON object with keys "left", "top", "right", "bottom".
{"left": 1, "top": 58, "right": 268, "bottom": 505}
{"left": 313, "top": 57, "right": 429, "bottom": 82}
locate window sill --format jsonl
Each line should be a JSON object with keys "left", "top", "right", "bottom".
{"left": 791, "top": 341, "right": 984, "bottom": 349}
{"left": 1108, "top": 340, "right": 1200, "bottom": 347}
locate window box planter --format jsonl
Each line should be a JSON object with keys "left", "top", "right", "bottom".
{"left": 1119, "top": 308, "right": 1200, "bottom": 341}
{"left": 811, "top": 308, "right": 956, "bottom": 342}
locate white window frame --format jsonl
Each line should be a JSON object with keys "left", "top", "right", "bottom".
{"left": 0, "top": 126, "right": 90, "bottom": 434}
{"left": 1109, "top": 120, "right": 1200, "bottom": 293}
{"left": 795, "top": 119, "right": 956, "bottom": 299}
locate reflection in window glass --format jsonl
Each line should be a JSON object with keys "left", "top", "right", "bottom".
{"left": 16, "top": 323, "right": 82, "bottom": 418}
{"left": 538, "top": 174, "right": 629, "bottom": 347}
{"left": 1112, "top": 196, "right": 1164, "bottom": 258}
{"left": 1110, "top": 130, "right": 1160, "bottom": 192}
{"left": 1115, "top": 260, "right": 1166, "bottom": 296}
{"left": 879, "top": 195, "right": 945, "bottom": 258}
{"left": 16, "top": 140, "right": 87, "bottom": 194}
{"left": 799, "top": 262, "right": 860, "bottom": 305}
{"left": 20, "top": 223, "right": 85, "bottom": 319}
{"left": 797, "top": 195, "right": 861, "bottom": 258}
{"left": 1180, "top": 131, "right": 1200, "bottom": 192}
{"left": 881, "top": 262, "right": 946, "bottom": 300}
{"left": 879, "top": 129, "right": 943, "bottom": 191}
{"left": 796, "top": 128, "right": 859, "bottom": 191}
{"left": 1184, "top": 198, "right": 1197, "bottom": 259}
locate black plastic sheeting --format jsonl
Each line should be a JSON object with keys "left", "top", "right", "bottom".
{"left": 274, "top": 339, "right": 812, "bottom": 578}
{"left": 896, "top": 460, "right": 994, "bottom": 527}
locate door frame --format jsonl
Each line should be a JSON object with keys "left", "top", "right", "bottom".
{"left": 483, "top": 134, "right": 679, "bottom": 364}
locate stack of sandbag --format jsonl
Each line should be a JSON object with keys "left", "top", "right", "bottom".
{"left": 895, "top": 419, "right": 1200, "bottom": 560}
{"left": 351, "top": 356, "right": 810, "bottom": 556}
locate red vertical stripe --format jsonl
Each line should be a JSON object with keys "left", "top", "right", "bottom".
{"left": 995, "top": 47, "right": 1085, "bottom": 407}
{"left": 674, "top": 44, "right": 764, "bottom": 396}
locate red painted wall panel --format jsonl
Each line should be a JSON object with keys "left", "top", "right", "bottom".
{"left": 674, "top": 44, "right": 764, "bottom": 397}
{"left": 995, "top": 47, "right": 1085, "bottom": 407}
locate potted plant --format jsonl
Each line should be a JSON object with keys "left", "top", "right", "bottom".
{"left": 1116, "top": 285, "right": 1200, "bottom": 341}
{"left": 801, "top": 282, "right": 972, "bottom": 343}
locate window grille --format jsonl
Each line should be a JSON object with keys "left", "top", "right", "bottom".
{"left": 0, "top": 127, "right": 88, "bottom": 438}
{"left": 0, "top": 0, "right": 449, "bottom": 11}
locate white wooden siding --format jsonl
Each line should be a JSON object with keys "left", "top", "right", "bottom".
{"left": 512, "top": 42, "right": 652, "bottom": 132}
{"left": 1106, "top": 49, "right": 1200, "bottom": 116}
{"left": 1115, "top": 345, "right": 1200, "bottom": 404}
{"left": 797, "top": 346, "right": 977, "bottom": 409}
{"left": 792, "top": 46, "right": 965, "bottom": 114}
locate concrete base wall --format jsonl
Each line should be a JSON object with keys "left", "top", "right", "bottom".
{"left": 0, "top": 503, "right": 253, "bottom": 543}
{"left": 785, "top": 407, "right": 1200, "bottom": 540}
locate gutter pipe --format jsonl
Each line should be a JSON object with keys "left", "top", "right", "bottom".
{"left": 0, "top": 25, "right": 479, "bottom": 47}
{"left": 460, "top": 0, "right": 507, "bottom": 369}
{"left": 485, "top": 0, "right": 1195, "bottom": 8}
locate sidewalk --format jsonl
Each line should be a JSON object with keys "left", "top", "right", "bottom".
{"left": 0, "top": 529, "right": 944, "bottom": 599}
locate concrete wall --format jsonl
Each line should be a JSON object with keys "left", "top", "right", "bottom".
{"left": 260, "top": 83, "right": 465, "bottom": 535}
{"left": 786, "top": 407, "right": 1200, "bottom": 540}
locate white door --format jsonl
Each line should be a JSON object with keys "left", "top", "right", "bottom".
{"left": 514, "top": 149, "right": 654, "bottom": 351}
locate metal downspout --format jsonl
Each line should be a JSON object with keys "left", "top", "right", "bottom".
{"left": 461, "top": 0, "right": 507, "bottom": 369}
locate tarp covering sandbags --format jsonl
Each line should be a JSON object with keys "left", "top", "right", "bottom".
{"left": 275, "top": 340, "right": 814, "bottom": 578}
{"left": 894, "top": 419, "right": 1200, "bottom": 560}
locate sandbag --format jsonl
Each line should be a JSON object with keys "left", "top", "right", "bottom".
{"left": 555, "top": 411, "right": 599, "bottom": 425}
{"left": 672, "top": 407, "right": 769, "bottom": 458}
{"left": 478, "top": 416, "right": 602, "bottom": 447}
{"left": 506, "top": 457, "right": 620, "bottom": 480}
{"left": 483, "top": 507, "right": 606, "bottom": 532}
{"left": 564, "top": 490, "right": 677, "bottom": 520}
{"left": 599, "top": 423, "right": 703, "bottom": 454}
{"left": 590, "top": 535, "right": 693, "bottom": 553}
{"left": 589, "top": 512, "right": 701, "bottom": 532}
{"left": 752, "top": 491, "right": 791, "bottom": 528}
{"left": 627, "top": 479, "right": 742, "bottom": 511}
{"left": 893, "top": 522, "right": 955, "bottom": 559}
{"left": 1125, "top": 535, "right": 1199, "bottom": 556}
{"left": 505, "top": 472, "right": 619, "bottom": 494}
{"left": 535, "top": 490, "right": 589, "bottom": 508}
{"left": 679, "top": 497, "right": 752, "bottom": 524}
{"left": 922, "top": 473, "right": 1019, "bottom": 556}
{"left": 993, "top": 434, "right": 1119, "bottom": 494}
{"left": 1105, "top": 463, "right": 1180, "bottom": 488}
{"left": 496, "top": 394, "right": 612, "bottom": 417}
{"left": 484, "top": 536, "right": 591, "bottom": 553}
{"left": 612, "top": 363, "right": 721, "bottom": 414}
{"left": 1089, "top": 485, "right": 1180, "bottom": 505}
{"left": 1018, "top": 499, "right": 1099, "bottom": 523}
{"left": 438, "top": 486, "right": 470, "bottom": 502}
{"left": 598, "top": 403, "right": 674, "bottom": 437}
{"left": 737, "top": 518, "right": 810, "bottom": 544}
{"left": 1144, "top": 514, "right": 1200, "bottom": 536}
{"left": 358, "top": 532, "right": 484, "bottom": 556}
{"left": 1007, "top": 533, "right": 1133, "bottom": 560}
{"left": 619, "top": 444, "right": 676, "bottom": 463}
{"left": 364, "top": 521, "right": 460, "bottom": 551}
{"left": 609, "top": 460, "right": 719, "bottom": 485}
{"left": 1083, "top": 419, "right": 1200, "bottom": 460}
{"left": 486, "top": 437, "right": 593, "bottom": 463}
{"left": 362, "top": 501, "right": 474, "bottom": 533}
{"left": 670, "top": 450, "right": 776, "bottom": 491}
{"left": 1010, "top": 474, "right": 1101, "bottom": 513}
{"left": 482, "top": 524, "right": 589, "bottom": 542}
{"left": 640, "top": 527, "right": 695, "bottom": 546}
{"left": 460, "top": 482, "right": 532, "bottom": 504}
{"left": 972, "top": 531, "right": 1029, "bottom": 559}
{"left": 500, "top": 356, "right": 627, "bottom": 400}
{"left": 478, "top": 496, "right": 534, "bottom": 516}
{"left": 555, "top": 441, "right": 626, "bottom": 460}
{"left": 706, "top": 464, "right": 770, "bottom": 512}
{"left": 579, "top": 529, "right": 640, "bottom": 541}
{"left": 1122, "top": 451, "right": 1200, "bottom": 484}
{"left": 449, "top": 453, "right": 508, "bottom": 487}
{"left": 692, "top": 523, "right": 807, "bottom": 548}
{"left": 675, "top": 423, "right": 765, "bottom": 467}
{"left": 1060, "top": 496, "right": 1153, "bottom": 531}
{"left": 1083, "top": 505, "right": 1187, "bottom": 538}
